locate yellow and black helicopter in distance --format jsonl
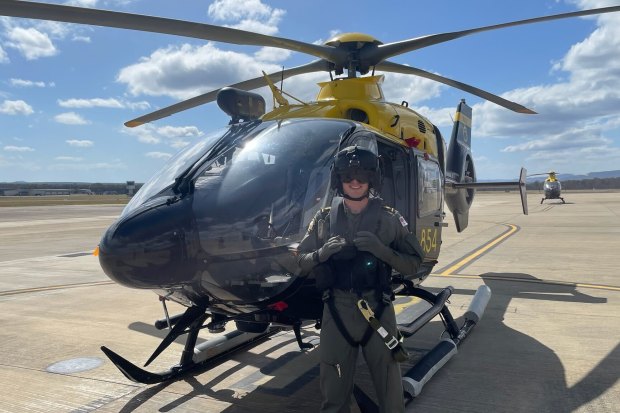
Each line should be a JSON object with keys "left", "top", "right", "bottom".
{"left": 2, "top": 0, "right": 619, "bottom": 405}
{"left": 529, "top": 171, "right": 566, "bottom": 204}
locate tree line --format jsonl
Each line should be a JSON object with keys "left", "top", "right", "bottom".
{"left": 0, "top": 182, "right": 143, "bottom": 195}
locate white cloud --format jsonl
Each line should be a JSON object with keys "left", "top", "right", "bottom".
{"left": 117, "top": 43, "right": 283, "bottom": 99}
{"left": 10, "top": 78, "right": 47, "bottom": 88}
{"left": 381, "top": 72, "right": 444, "bottom": 105}
{"left": 115, "top": 0, "right": 293, "bottom": 105}
{"left": 156, "top": 125, "right": 202, "bottom": 138}
{"left": 58, "top": 98, "right": 123, "bottom": 108}
{"left": 502, "top": 127, "right": 611, "bottom": 153}
{"left": 66, "top": 139, "right": 94, "bottom": 147}
{"left": 57, "top": 97, "right": 149, "bottom": 110}
{"left": 122, "top": 123, "right": 203, "bottom": 148}
{"left": 207, "top": 0, "right": 285, "bottom": 35}
{"left": 254, "top": 47, "right": 291, "bottom": 63}
{"left": 145, "top": 151, "right": 172, "bottom": 159}
{"left": 55, "top": 112, "right": 90, "bottom": 125}
{"left": 55, "top": 156, "right": 83, "bottom": 161}
{"left": 4, "top": 145, "right": 34, "bottom": 152}
{"left": 413, "top": 106, "right": 456, "bottom": 129}
{"left": 72, "top": 35, "right": 91, "bottom": 43}
{"left": 0, "top": 100, "right": 34, "bottom": 115}
{"left": 122, "top": 125, "right": 160, "bottom": 144}
{"left": 66, "top": 0, "right": 99, "bottom": 6}
{"left": 6, "top": 27, "right": 57, "bottom": 60}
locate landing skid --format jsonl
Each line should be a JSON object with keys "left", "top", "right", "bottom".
{"left": 397, "top": 284, "right": 491, "bottom": 400}
{"left": 102, "top": 327, "right": 278, "bottom": 384}
{"left": 541, "top": 197, "right": 565, "bottom": 204}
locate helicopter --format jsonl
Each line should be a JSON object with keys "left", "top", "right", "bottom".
{"left": 2, "top": 0, "right": 619, "bottom": 406}
{"left": 529, "top": 171, "right": 565, "bottom": 204}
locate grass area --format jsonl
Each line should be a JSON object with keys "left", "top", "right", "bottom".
{"left": 0, "top": 195, "right": 130, "bottom": 207}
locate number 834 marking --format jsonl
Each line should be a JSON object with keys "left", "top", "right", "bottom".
{"left": 419, "top": 228, "right": 438, "bottom": 254}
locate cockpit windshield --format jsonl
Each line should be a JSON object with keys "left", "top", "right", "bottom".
{"left": 192, "top": 118, "right": 353, "bottom": 255}
{"left": 122, "top": 126, "right": 229, "bottom": 216}
{"left": 544, "top": 181, "right": 561, "bottom": 190}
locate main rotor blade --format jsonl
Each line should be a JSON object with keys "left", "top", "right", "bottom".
{"left": 375, "top": 61, "right": 536, "bottom": 114}
{"left": 125, "top": 60, "right": 330, "bottom": 127}
{"left": 0, "top": 0, "right": 345, "bottom": 63}
{"left": 364, "top": 6, "right": 620, "bottom": 64}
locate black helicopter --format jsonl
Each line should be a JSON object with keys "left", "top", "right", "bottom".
{"left": 529, "top": 171, "right": 565, "bottom": 204}
{"left": 2, "top": 0, "right": 618, "bottom": 403}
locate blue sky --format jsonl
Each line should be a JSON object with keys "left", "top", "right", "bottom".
{"left": 1, "top": 0, "right": 619, "bottom": 182}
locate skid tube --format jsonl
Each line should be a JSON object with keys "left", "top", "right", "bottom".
{"left": 396, "top": 283, "right": 492, "bottom": 403}
{"left": 101, "top": 312, "right": 279, "bottom": 384}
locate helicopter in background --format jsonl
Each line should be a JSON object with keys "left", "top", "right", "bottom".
{"left": 529, "top": 171, "right": 566, "bottom": 204}
{"left": 2, "top": 0, "right": 618, "bottom": 406}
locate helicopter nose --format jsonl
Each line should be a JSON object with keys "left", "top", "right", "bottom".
{"left": 98, "top": 197, "right": 196, "bottom": 289}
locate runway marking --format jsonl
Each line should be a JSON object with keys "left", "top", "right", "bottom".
{"left": 0, "top": 280, "right": 115, "bottom": 296}
{"left": 393, "top": 296, "right": 421, "bottom": 315}
{"left": 431, "top": 273, "right": 620, "bottom": 292}
{"left": 436, "top": 223, "right": 519, "bottom": 276}
{"left": 0, "top": 216, "right": 118, "bottom": 229}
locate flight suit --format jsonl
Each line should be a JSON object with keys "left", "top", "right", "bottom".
{"left": 298, "top": 197, "right": 422, "bottom": 413}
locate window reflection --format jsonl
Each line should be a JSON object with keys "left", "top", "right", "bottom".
{"left": 122, "top": 127, "right": 228, "bottom": 217}
{"left": 418, "top": 158, "right": 442, "bottom": 216}
{"left": 192, "top": 119, "right": 351, "bottom": 255}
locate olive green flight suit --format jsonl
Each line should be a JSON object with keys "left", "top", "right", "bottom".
{"left": 298, "top": 198, "right": 422, "bottom": 413}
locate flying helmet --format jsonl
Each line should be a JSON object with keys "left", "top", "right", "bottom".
{"left": 330, "top": 145, "right": 382, "bottom": 199}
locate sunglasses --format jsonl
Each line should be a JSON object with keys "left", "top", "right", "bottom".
{"left": 341, "top": 173, "right": 369, "bottom": 184}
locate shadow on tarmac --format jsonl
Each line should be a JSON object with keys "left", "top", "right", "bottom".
{"left": 115, "top": 273, "right": 618, "bottom": 413}
{"left": 409, "top": 273, "right": 616, "bottom": 413}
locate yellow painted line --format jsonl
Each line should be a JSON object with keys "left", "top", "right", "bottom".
{"left": 431, "top": 273, "right": 620, "bottom": 292}
{"left": 393, "top": 296, "right": 421, "bottom": 315}
{"left": 438, "top": 224, "right": 518, "bottom": 276}
{"left": 0, "top": 280, "right": 115, "bottom": 297}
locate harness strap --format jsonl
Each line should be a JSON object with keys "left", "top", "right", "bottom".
{"left": 323, "top": 291, "right": 386, "bottom": 348}
{"left": 325, "top": 294, "right": 358, "bottom": 347}
{"left": 357, "top": 298, "right": 409, "bottom": 362}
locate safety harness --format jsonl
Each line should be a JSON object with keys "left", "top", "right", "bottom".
{"left": 357, "top": 298, "right": 409, "bottom": 362}
{"left": 319, "top": 197, "right": 408, "bottom": 360}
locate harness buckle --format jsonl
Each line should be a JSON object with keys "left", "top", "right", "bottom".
{"left": 386, "top": 337, "right": 399, "bottom": 350}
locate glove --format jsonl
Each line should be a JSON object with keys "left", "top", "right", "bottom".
{"left": 353, "top": 231, "right": 391, "bottom": 261}
{"left": 317, "top": 236, "right": 347, "bottom": 262}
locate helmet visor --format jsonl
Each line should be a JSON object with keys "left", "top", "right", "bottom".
{"left": 340, "top": 171, "right": 370, "bottom": 184}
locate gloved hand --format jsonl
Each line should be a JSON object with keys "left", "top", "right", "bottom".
{"left": 317, "top": 236, "right": 347, "bottom": 262}
{"left": 353, "top": 231, "right": 391, "bottom": 260}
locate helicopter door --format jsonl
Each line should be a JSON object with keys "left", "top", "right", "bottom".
{"left": 414, "top": 155, "right": 443, "bottom": 261}
{"left": 376, "top": 141, "right": 409, "bottom": 219}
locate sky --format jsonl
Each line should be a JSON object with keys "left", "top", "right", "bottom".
{"left": 1, "top": 0, "right": 620, "bottom": 183}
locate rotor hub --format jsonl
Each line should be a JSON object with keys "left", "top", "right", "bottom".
{"left": 324, "top": 33, "right": 383, "bottom": 76}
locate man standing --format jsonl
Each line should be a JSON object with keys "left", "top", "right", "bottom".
{"left": 298, "top": 146, "right": 423, "bottom": 413}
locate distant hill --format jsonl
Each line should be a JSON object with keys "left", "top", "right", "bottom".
{"left": 526, "top": 170, "right": 620, "bottom": 182}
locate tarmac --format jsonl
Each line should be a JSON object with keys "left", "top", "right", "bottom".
{"left": 0, "top": 191, "right": 618, "bottom": 412}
